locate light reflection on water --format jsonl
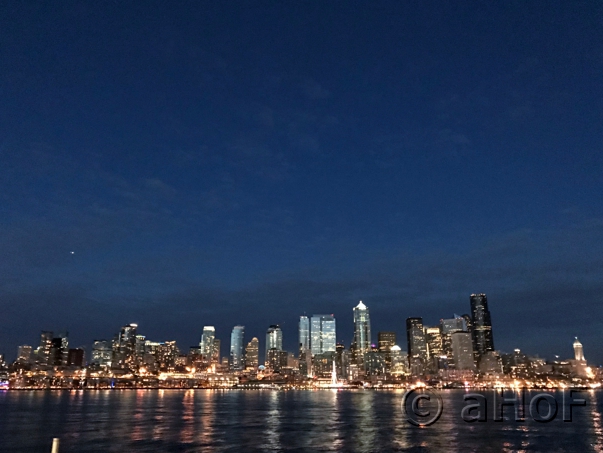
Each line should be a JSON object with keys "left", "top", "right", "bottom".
{"left": 0, "top": 389, "right": 601, "bottom": 452}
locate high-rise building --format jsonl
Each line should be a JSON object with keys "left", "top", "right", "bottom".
{"left": 38, "top": 331, "right": 53, "bottom": 365}
{"left": 406, "top": 317, "right": 427, "bottom": 375}
{"left": 440, "top": 316, "right": 466, "bottom": 366}
{"left": 377, "top": 332, "right": 396, "bottom": 353}
{"left": 265, "top": 325, "right": 283, "bottom": 364}
{"left": 17, "top": 345, "right": 32, "bottom": 364}
{"left": 212, "top": 339, "right": 221, "bottom": 364}
{"left": 67, "top": 348, "right": 85, "bottom": 367}
{"left": 91, "top": 340, "right": 112, "bottom": 366}
{"left": 156, "top": 341, "right": 179, "bottom": 370}
{"left": 135, "top": 335, "right": 146, "bottom": 361}
{"left": 424, "top": 326, "right": 443, "bottom": 358}
{"left": 245, "top": 337, "right": 259, "bottom": 370}
{"left": 352, "top": 301, "right": 371, "bottom": 364}
{"left": 470, "top": 294, "right": 494, "bottom": 360}
{"left": 310, "top": 315, "right": 336, "bottom": 355}
{"left": 299, "top": 316, "right": 310, "bottom": 354}
{"left": 573, "top": 337, "right": 585, "bottom": 361}
{"left": 50, "top": 332, "right": 69, "bottom": 366}
{"left": 451, "top": 332, "right": 476, "bottom": 371}
{"left": 230, "top": 326, "right": 245, "bottom": 371}
{"left": 200, "top": 326, "right": 216, "bottom": 362}
{"left": 115, "top": 323, "right": 138, "bottom": 366}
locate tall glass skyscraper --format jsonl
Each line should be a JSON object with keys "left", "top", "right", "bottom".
{"left": 352, "top": 301, "right": 371, "bottom": 364}
{"left": 229, "top": 325, "right": 245, "bottom": 371}
{"left": 200, "top": 326, "right": 215, "bottom": 361}
{"left": 299, "top": 316, "right": 310, "bottom": 354}
{"left": 406, "top": 317, "right": 427, "bottom": 374}
{"left": 470, "top": 293, "right": 494, "bottom": 360}
{"left": 310, "top": 315, "right": 336, "bottom": 355}
{"left": 245, "top": 337, "right": 259, "bottom": 369}
{"left": 265, "top": 325, "right": 283, "bottom": 364}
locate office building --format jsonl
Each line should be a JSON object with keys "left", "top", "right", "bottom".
{"left": 67, "top": 348, "right": 85, "bottom": 367}
{"left": 91, "top": 340, "right": 112, "bottom": 366}
{"left": 470, "top": 294, "right": 494, "bottom": 360}
{"left": 200, "top": 326, "right": 216, "bottom": 362}
{"left": 17, "top": 345, "right": 32, "bottom": 364}
{"left": 245, "top": 337, "right": 259, "bottom": 370}
{"left": 451, "top": 331, "right": 476, "bottom": 371}
{"left": 229, "top": 325, "right": 245, "bottom": 371}
{"left": 377, "top": 332, "right": 396, "bottom": 353}
{"left": 299, "top": 316, "right": 310, "bottom": 354}
{"left": 310, "top": 315, "right": 336, "bottom": 355}
{"left": 440, "top": 316, "right": 466, "bottom": 366}
{"left": 265, "top": 325, "right": 283, "bottom": 364}
{"left": 38, "top": 331, "right": 54, "bottom": 365}
{"left": 406, "top": 317, "right": 428, "bottom": 375}
{"left": 352, "top": 301, "right": 371, "bottom": 364}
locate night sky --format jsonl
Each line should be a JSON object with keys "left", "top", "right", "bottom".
{"left": 1, "top": 2, "right": 602, "bottom": 364}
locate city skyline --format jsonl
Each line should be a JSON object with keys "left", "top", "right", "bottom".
{"left": 2, "top": 294, "right": 595, "bottom": 367}
{"left": 1, "top": 2, "right": 602, "bottom": 366}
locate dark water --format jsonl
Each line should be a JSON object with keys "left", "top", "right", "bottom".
{"left": 0, "top": 389, "right": 601, "bottom": 452}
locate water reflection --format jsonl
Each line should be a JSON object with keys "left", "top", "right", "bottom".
{"left": 0, "top": 389, "right": 602, "bottom": 452}
{"left": 180, "top": 389, "right": 195, "bottom": 444}
{"left": 590, "top": 390, "right": 603, "bottom": 453}
{"left": 198, "top": 390, "right": 216, "bottom": 451}
{"left": 264, "top": 390, "right": 282, "bottom": 451}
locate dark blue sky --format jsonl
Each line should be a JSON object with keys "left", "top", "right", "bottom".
{"left": 1, "top": 2, "right": 602, "bottom": 363}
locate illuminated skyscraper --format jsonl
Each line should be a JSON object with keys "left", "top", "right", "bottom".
{"left": 573, "top": 337, "right": 585, "bottom": 361}
{"left": 470, "top": 294, "right": 494, "bottom": 360}
{"left": 265, "top": 325, "right": 283, "bottom": 364}
{"left": 200, "top": 326, "right": 216, "bottom": 361}
{"left": 351, "top": 301, "right": 371, "bottom": 364}
{"left": 17, "top": 345, "right": 32, "bottom": 364}
{"left": 50, "top": 332, "right": 69, "bottom": 366}
{"left": 299, "top": 316, "right": 310, "bottom": 354}
{"left": 406, "top": 317, "right": 427, "bottom": 374}
{"left": 378, "top": 332, "right": 396, "bottom": 353}
{"left": 451, "top": 331, "right": 476, "bottom": 371}
{"left": 116, "top": 323, "right": 138, "bottom": 366}
{"left": 299, "top": 316, "right": 312, "bottom": 376}
{"left": 38, "top": 331, "right": 53, "bottom": 366}
{"left": 229, "top": 325, "right": 245, "bottom": 371}
{"left": 440, "top": 316, "right": 465, "bottom": 366}
{"left": 91, "top": 340, "right": 112, "bottom": 366}
{"left": 245, "top": 337, "right": 259, "bottom": 370}
{"left": 310, "top": 315, "right": 336, "bottom": 355}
